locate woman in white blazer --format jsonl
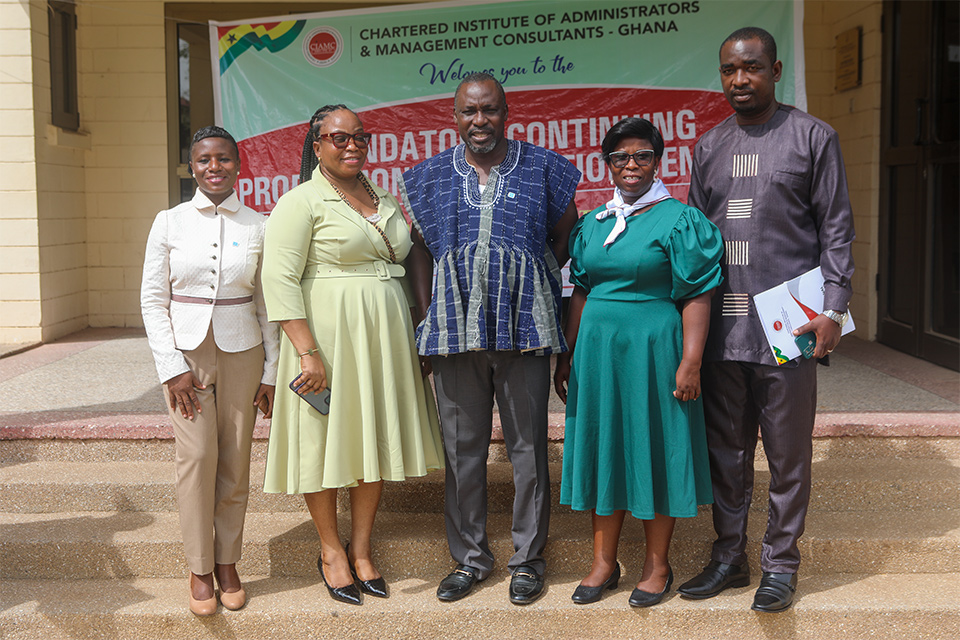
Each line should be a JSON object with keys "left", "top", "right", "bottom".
{"left": 141, "top": 126, "right": 279, "bottom": 615}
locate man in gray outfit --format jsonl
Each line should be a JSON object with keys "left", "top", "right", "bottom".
{"left": 677, "top": 27, "right": 855, "bottom": 612}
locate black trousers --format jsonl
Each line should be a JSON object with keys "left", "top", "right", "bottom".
{"left": 701, "top": 358, "right": 817, "bottom": 573}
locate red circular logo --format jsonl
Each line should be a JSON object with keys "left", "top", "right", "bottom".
{"left": 308, "top": 33, "right": 337, "bottom": 62}
{"left": 302, "top": 27, "right": 343, "bottom": 68}
{"left": 773, "top": 320, "right": 783, "bottom": 331}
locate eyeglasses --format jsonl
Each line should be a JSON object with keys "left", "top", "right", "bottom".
{"left": 605, "top": 150, "right": 656, "bottom": 168}
{"left": 318, "top": 132, "right": 373, "bottom": 149}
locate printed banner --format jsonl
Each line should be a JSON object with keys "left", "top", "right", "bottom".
{"left": 210, "top": 0, "right": 804, "bottom": 214}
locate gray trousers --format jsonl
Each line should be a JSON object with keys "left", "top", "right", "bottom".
{"left": 701, "top": 359, "right": 817, "bottom": 574}
{"left": 431, "top": 351, "right": 551, "bottom": 579}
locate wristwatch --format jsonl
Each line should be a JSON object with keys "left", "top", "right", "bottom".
{"left": 823, "top": 309, "right": 849, "bottom": 328}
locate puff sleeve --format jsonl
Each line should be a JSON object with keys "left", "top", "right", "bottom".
{"left": 668, "top": 207, "right": 724, "bottom": 302}
{"left": 567, "top": 214, "right": 591, "bottom": 293}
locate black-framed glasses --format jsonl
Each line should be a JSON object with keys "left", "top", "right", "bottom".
{"left": 605, "top": 149, "right": 656, "bottom": 168}
{"left": 319, "top": 132, "right": 373, "bottom": 149}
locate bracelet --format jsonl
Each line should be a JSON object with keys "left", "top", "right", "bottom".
{"left": 299, "top": 348, "right": 319, "bottom": 357}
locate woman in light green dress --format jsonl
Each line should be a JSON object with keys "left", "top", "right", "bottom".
{"left": 261, "top": 105, "right": 443, "bottom": 605}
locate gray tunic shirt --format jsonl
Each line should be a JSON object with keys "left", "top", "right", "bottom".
{"left": 688, "top": 105, "right": 855, "bottom": 365}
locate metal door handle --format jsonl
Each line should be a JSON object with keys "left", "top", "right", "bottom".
{"left": 914, "top": 99, "right": 927, "bottom": 145}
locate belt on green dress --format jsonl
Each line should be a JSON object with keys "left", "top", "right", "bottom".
{"left": 302, "top": 260, "right": 404, "bottom": 281}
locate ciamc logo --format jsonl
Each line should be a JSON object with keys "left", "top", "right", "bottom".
{"left": 303, "top": 27, "right": 343, "bottom": 67}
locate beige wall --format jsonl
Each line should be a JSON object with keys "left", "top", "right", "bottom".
{"left": 0, "top": 0, "right": 885, "bottom": 344}
{"left": 79, "top": 0, "right": 168, "bottom": 330}
{"left": 2, "top": 0, "right": 90, "bottom": 344}
{"left": 804, "top": 0, "right": 882, "bottom": 340}
{"left": 0, "top": 0, "right": 42, "bottom": 344}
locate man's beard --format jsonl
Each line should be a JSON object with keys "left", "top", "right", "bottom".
{"left": 464, "top": 137, "right": 498, "bottom": 154}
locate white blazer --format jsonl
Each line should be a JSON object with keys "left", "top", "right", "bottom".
{"left": 141, "top": 190, "right": 279, "bottom": 384}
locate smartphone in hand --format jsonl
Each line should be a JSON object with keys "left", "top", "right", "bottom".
{"left": 289, "top": 376, "right": 331, "bottom": 415}
{"left": 794, "top": 332, "right": 817, "bottom": 359}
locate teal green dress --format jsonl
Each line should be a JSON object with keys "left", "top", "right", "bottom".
{"left": 560, "top": 198, "right": 723, "bottom": 519}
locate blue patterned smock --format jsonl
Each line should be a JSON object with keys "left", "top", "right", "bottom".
{"left": 400, "top": 140, "right": 581, "bottom": 356}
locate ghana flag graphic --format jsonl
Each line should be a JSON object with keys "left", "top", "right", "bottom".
{"left": 217, "top": 20, "right": 306, "bottom": 75}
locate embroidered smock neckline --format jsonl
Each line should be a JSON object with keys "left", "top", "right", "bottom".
{"left": 453, "top": 139, "right": 522, "bottom": 209}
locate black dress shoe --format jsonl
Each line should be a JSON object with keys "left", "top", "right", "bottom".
{"left": 345, "top": 544, "right": 388, "bottom": 598}
{"left": 628, "top": 567, "right": 673, "bottom": 608}
{"left": 317, "top": 553, "right": 362, "bottom": 605}
{"left": 571, "top": 564, "right": 621, "bottom": 604}
{"left": 437, "top": 565, "right": 480, "bottom": 602}
{"left": 751, "top": 572, "right": 797, "bottom": 612}
{"left": 509, "top": 565, "right": 545, "bottom": 605}
{"left": 677, "top": 560, "right": 750, "bottom": 599}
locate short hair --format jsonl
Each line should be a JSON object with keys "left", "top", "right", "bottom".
{"left": 189, "top": 125, "right": 239, "bottom": 159}
{"left": 721, "top": 26, "right": 778, "bottom": 64}
{"left": 601, "top": 118, "right": 665, "bottom": 161}
{"left": 299, "top": 104, "right": 352, "bottom": 184}
{"left": 453, "top": 72, "right": 508, "bottom": 111}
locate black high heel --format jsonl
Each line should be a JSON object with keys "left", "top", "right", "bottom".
{"left": 317, "top": 552, "right": 362, "bottom": 605}
{"left": 345, "top": 543, "right": 388, "bottom": 598}
{"left": 628, "top": 567, "right": 673, "bottom": 608}
{"left": 571, "top": 563, "right": 621, "bottom": 604}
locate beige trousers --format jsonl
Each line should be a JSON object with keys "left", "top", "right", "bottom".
{"left": 163, "top": 327, "right": 264, "bottom": 575}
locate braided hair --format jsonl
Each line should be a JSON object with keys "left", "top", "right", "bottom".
{"left": 298, "top": 104, "right": 351, "bottom": 184}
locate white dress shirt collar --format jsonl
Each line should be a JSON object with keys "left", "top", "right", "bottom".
{"left": 191, "top": 189, "right": 242, "bottom": 214}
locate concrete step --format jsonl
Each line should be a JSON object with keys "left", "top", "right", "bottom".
{"left": 1, "top": 574, "right": 957, "bottom": 640}
{"left": 2, "top": 434, "right": 958, "bottom": 464}
{"left": 0, "top": 437, "right": 566, "bottom": 464}
{"left": 2, "top": 509, "right": 957, "bottom": 581}
{"left": 1, "top": 456, "right": 957, "bottom": 514}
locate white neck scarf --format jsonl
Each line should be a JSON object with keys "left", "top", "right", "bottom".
{"left": 595, "top": 179, "right": 672, "bottom": 246}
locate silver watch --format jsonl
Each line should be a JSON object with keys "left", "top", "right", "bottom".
{"left": 823, "top": 309, "right": 848, "bottom": 328}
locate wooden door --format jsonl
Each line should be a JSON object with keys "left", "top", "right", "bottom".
{"left": 879, "top": 0, "right": 959, "bottom": 370}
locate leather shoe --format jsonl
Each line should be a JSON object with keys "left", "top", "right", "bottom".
{"left": 678, "top": 560, "right": 750, "bottom": 599}
{"left": 437, "top": 565, "right": 481, "bottom": 602}
{"left": 318, "top": 553, "right": 362, "bottom": 605}
{"left": 214, "top": 571, "right": 246, "bottom": 611}
{"left": 628, "top": 567, "right": 673, "bottom": 608}
{"left": 218, "top": 587, "right": 246, "bottom": 611}
{"left": 188, "top": 575, "right": 217, "bottom": 616}
{"left": 346, "top": 544, "right": 388, "bottom": 598}
{"left": 571, "top": 564, "right": 620, "bottom": 604}
{"left": 509, "top": 565, "right": 545, "bottom": 605}
{"left": 751, "top": 572, "right": 797, "bottom": 612}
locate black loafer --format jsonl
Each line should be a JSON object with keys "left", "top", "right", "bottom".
{"left": 571, "top": 564, "right": 620, "bottom": 604}
{"left": 677, "top": 560, "right": 750, "bottom": 599}
{"left": 628, "top": 567, "right": 673, "bottom": 608}
{"left": 346, "top": 543, "right": 388, "bottom": 598}
{"left": 317, "top": 554, "right": 362, "bottom": 605}
{"left": 437, "top": 565, "right": 480, "bottom": 602}
{"left": 509, "top": 565, "right": 545, "bottom": 605}
{"left": 751, "top": 572, "right": 797, "bottom": 612}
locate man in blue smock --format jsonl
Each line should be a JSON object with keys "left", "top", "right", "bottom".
{"left": 400, "top": 72, "right": 581, "bottom": 605}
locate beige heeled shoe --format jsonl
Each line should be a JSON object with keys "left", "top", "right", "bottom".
{"left": 218, "top": 586, "right": 246, "bottom": 611}
{"left": 188, "top": 575, "right": 218, "bottom": 616}
{"left": 214, "top": 569, "right": 247, "bottom": 611}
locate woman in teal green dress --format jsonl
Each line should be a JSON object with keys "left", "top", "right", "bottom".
{"left": 554, "top": 117, "right": 723, "bottom": 608}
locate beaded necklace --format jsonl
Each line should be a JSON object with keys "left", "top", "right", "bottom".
{"left": 327, "top": 172, "right": 396, "bottom": 263}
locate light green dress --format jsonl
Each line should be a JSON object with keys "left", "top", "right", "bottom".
{"left": 261, "top": 169, "right": 443, "bottom": 492}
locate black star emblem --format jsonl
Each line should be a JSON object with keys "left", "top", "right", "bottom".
{"left": 227, "top": 33, "right": 237, "bottom": 43}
